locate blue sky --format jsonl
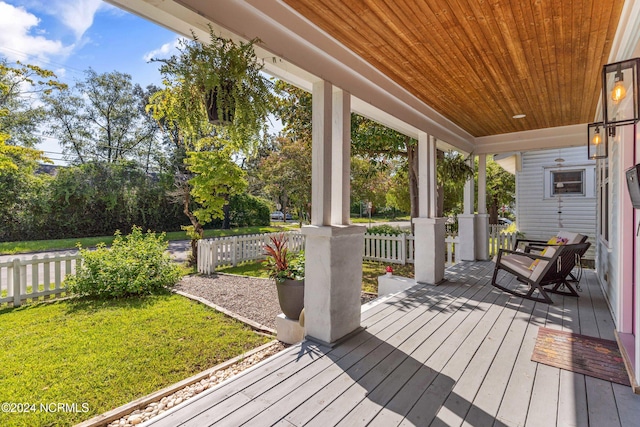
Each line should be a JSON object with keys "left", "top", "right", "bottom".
{"left": 0, "top": 0, "right": 183, "bottom": 160}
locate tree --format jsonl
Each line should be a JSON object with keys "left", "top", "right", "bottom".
{"left": 0, "top": 59, "right": 66, "bottom": 147}
{"left": 45, "top": 69, "right": 160, "bottom": 165}
{"left": 481, "top": 158, "right": 515, "bottom": 224}
{"left": 0, "top": 142, "right": 50, "bottom": 241}
{"left": 352, "top": 115, "right": 473, "bottom": 218}
{"left": 256, "top": 136, "right": 312, "bottom": 222}
{"left": 274, "top": 81, "right": 474, "bottom": 221}
{"left": 351, "top": 157, "right": 392, "bottom": 214}
{"left": 0, "top": 60, "right": 63, "bottom": 241}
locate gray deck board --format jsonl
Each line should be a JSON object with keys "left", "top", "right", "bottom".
{"left": 143, "top": 263, "right": 640, "bottom": 427}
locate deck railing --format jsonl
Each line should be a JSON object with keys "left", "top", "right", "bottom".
{"left": 0, "top": 252, "right": 81, "bottom": 307}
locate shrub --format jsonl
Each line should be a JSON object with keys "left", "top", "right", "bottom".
{"left": 65, "top": 226, "right": 182, "bottom": 298}
{"left": 366, "top": 224, "right": 405, "bottom": 236}
{"left": 228, "top": 193, "right": 271, "bottom": 227}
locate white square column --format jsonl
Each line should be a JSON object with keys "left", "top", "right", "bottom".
{"left": 458, "top": 155, "right": 477, "bottom": 261}
{"left": 413, "top": 133, "right": 446, "bottom": 284}
{"left": 475, "top": 154, "right": 490, "bottom": 260}
{"left": 303, "top": 81, "right": 364, "bottom": 345}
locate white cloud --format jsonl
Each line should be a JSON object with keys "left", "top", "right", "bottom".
{"left": 52, "top": 0, "right": 103, "bottom": 40}
{"left": 143, "top": 37, "right": 183, "bottom": 62}
{"left": 0, "top": 2, "right": 69, "bottom": 62}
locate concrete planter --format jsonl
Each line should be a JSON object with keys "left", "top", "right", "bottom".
{"left": 276, "top": 279, "right": 304, "bottom": 320}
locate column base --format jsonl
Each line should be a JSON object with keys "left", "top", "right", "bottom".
{"left": 475, "top": 214, "right": 490, "bottom": 260}
{"left": 412, "top": 217, "right": 446, "bottom": 285}
{"left": 458, "top": 214, "right": 477, "bottom": 261}
{"left": 301, "top": 225, "right": 366, "bottom": 344}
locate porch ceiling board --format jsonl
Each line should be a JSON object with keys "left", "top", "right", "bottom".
{"left": 282, "top": 0, "right": 624, "bottom": 137}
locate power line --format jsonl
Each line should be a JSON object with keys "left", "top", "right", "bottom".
{"left": 0, "top": 47, "right": 86, "bottom": 76}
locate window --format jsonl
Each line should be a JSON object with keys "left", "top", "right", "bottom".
{"left": 543, "top": 165, "right": 595, "bottom": 199}
{"left": 551, "top": 170, "right": 584, "bottom": 195}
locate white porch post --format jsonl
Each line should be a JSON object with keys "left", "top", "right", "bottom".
{"left": 458, "top": 155, "right": 477, "bottom": 261}
{"left": 302, "top": 81, "right": 365, "bottom": 345}
{"left": 413, "top": 133, "right": 446, "bottom": 284}
{"left": 476, "top": 154, "right": 490, "bottom": 260}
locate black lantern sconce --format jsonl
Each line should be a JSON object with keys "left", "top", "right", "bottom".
{"left": 587, "top": 58, "right": 640, "bottom": 159}
{"left": 587, "top": 122, "right": 607, "bottom": 159}
{"left": 602, "top": 58, "right": 640, "bottom": 127}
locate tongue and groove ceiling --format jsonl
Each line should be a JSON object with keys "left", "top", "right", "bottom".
{"left": 281, "top": 0, "right": 624, "bottom": 137}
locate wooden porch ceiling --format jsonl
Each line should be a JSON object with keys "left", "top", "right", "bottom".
{"left": 282, "top": 0, "right": 624, "bottom": 137}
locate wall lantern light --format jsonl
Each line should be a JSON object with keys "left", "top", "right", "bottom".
{"left": 602, "top": 58, "right": 640, "bottom": 127}
{"left": 587, "top": 58, "right": 640, "bottom": 159}
{"left": 587, "top": 122, "right": 608, "bottom": 159}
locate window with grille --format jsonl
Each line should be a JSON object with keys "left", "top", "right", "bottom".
{"left": 551, "top": 170, "right": 584, "bottom": 195}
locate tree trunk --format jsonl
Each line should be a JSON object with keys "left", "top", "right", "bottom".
{"left": 183, "top": 190, "right": 204, "bottom": 266}
{"left": 436, "top": 150, "right": 445, "bottom": 217}
{"left": 222, "top": 194, "right": 231, "bottom": 229}
{"left": 489, "top": 195, "right": 499, "bottom": 224}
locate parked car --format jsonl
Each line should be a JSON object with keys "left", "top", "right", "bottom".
{"left": 271, "top": 211, "right": 284, "bottom": 221}
{"left": 498, "top": 217, "right": 513, "bottom": 226}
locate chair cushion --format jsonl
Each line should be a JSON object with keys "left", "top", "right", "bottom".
{"left": 530, "top": 246, "right": 558, "bottom": 281}
{"left": 556, "top": 231, "right": 585, "bottom": 244}
{"left": 501, "top": 256, "right": 534, "bottom": 278}
{"left": 529, "top": 237, "right": 566, "bottom": 269}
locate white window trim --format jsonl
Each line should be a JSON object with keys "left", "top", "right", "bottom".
{"left": 543, "top": 165, "right": 596, "bottom": 199}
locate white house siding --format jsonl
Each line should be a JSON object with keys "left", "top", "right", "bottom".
{"left": 515, "top": 146, "right": 597, "bottom": 260}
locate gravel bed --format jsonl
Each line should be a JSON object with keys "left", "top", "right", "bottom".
{"left": 175, "top": 274, "right": 281, "bottom": 330}
{"left": 176, "top": 274, "right": 380, "bottom": 331}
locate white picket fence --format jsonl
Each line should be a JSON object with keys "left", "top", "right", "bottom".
{"left": 0, "top": 252, "right": 81, "bottom": 307}
{"left": 198, "top": 231, "right": 463, "bottom": 272}
{"left": 363, "top": 233, "right": 414, "bottom": 264}
{"left": 488, "top": 224, "right": 518, "bottom": 256}
{"left": 198, "top": 231, "right": 305, "bottom": 274}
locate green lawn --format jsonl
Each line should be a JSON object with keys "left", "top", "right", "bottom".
{"left": 0, "top": 225, "right": 299, "bottom": 255}
{"left": 219, "top": 260, "right": 415, "bottom": 293}
{"left": 349, "top": 216, "right": 411, "bottom": 224}
{"left": 0, "top": 294, "right": 271, "bottom": 427}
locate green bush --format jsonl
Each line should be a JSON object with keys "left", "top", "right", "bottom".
{"left": 228, "top": 193, "right": 271, "bottom": 227}
{"left": 65, "top": 226, "right": 182, "bottom": 298}
{"left": 366, "top": 224, "right": 405, "bottom": 236}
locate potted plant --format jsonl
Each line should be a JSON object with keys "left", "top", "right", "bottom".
{"left": 152, "top": 25, "right": 275, "bottom": 146}
{"left": 264, "top": 233, "right": 305, "bottom": 320}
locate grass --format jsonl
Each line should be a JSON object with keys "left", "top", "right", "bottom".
{"left": 0, "top": 294, "right": 271, "bottom": 427}
{"left": 0, "top": 225, "right": 299, "bottom": 255}
{"left": 349, "top": 216, "right": 411, "bottom": 224}
{"left": 219, "top": 260, "right": 415, "bottom": 293}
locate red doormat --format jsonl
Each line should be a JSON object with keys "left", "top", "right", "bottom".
{"left": 532, "top": 327, "right": 630, "bottom": 386}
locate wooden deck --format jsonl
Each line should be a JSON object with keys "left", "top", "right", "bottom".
{"left": 145, "top": 261, "right": 640, "bottom": 426}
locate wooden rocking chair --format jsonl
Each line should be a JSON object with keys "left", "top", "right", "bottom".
{"left": 491, "top": 242, "right": 591, "bottom": 304}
